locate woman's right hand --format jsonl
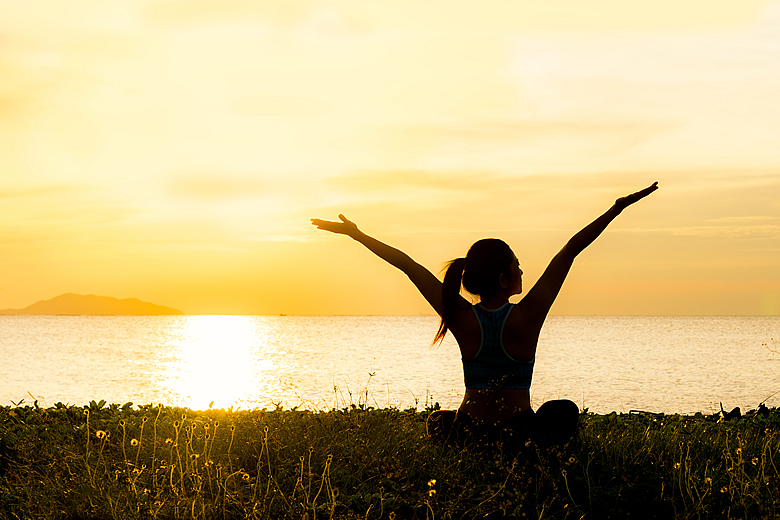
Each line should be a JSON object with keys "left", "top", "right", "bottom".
{"left": 310, "top": 214, "right": 361, "bottom": 238}
{"left": 614, "top": 182, "right": 658, "bottom": 211}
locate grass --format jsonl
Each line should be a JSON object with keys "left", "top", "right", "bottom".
{"left": 1, "top": 399, "right": 778, "bottom": 519}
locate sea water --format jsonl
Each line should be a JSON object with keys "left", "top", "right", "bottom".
{"left": 0, "top": 315, "right": 777, "bottom": 414}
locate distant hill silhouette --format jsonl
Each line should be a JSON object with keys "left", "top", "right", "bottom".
{"left": 0, "top": 293, "right": 184, "bottom": 315}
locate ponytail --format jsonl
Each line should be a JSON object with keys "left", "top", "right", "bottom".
{"left": 433, "top": 257, "right": 467, "bottom": 346}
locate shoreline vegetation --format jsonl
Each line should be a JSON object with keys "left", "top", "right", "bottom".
{"left": 1, "top": 400, "right": 778, "bottom": 519}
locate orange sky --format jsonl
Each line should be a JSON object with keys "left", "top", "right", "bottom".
{"left": 1, "top": 0, "right": 779, "bottom": 315}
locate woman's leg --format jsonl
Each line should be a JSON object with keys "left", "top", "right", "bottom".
{"left": 426, "top": 410, "right": 459, "bottom": 443}
{"left": 531, "top": 400, "right": 580, "bottom": 447}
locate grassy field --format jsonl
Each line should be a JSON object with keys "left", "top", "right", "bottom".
{"left": 1, "top": 400, "right": 778, "bottom": 519}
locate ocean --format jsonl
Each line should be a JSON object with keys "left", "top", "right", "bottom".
{"left": 1, "top": 315, "right": 777, "bottom": 414}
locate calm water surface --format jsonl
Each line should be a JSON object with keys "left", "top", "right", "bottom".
{"left": 1, "top": 315, "right": 777, "bottom": 414}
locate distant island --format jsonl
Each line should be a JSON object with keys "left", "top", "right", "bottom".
{"left": 0, "top": 293, "right": 184, "bottom": 316}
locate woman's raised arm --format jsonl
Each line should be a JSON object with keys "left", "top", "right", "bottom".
{"left": 520, "top": 182, "right": 658, "bottom": 324}
{"left": 311, "top": 214, "right": 444, "bottom": 315}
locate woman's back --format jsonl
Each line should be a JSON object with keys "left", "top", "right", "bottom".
{"left": 452, "top": 303, "right": 536, "bottom": 421}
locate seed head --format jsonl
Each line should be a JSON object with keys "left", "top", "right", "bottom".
{"left": 131, "top": 439, "right": 139, "bottom": 446}
{"left": 96, "top": 430, "right": 106, "bottom": 439}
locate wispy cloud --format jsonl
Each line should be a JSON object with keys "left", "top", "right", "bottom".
{"left": 0, "top": 185, "right": 85, "bottom": 200}
{"left": 669, "top": 225, "right": 780, "bottom": 238}
{"left": 166, "top": 174, "right": 269, "bottom": 201}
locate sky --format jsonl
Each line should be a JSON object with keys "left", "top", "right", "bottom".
{"left": 1, "top": 0, "right": 779, "bottom": 316}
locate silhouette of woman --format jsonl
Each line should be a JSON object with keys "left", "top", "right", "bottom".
{"left": 312, "top": 182, "right": 658, "bottom": 451}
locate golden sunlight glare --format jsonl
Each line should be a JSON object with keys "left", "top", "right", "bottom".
{"left": 159, "top": 316, "right": 281, "bottom": 409}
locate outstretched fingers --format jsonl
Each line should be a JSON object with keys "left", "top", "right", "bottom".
{"left": 310, "top": 214, "right": 359, "bottom": 236}
{"left": 636, "top": 181, "right": 659, "bottom": 198}
{"left": 616, "top": 181, "right": 658, "bottom": 209}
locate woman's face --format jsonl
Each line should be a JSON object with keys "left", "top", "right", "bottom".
{"left": 508, "top": 255, "right": 523, "bottom": 296}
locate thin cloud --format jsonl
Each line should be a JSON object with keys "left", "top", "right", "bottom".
{"left": 394, "top": 118, "right": 675, "bottom": 144}
{"left": 167, "top": 174, "right": 269, "bottom": 201}
{"left": 0, "top": 185, "right": 86, "bottom": 199}
{"left": 706, "top": 216, "right": 779, "bottom": 224}
{"left": 617, "top": 224, "right": 780, "bottom": 238}
{"left": 669, "top": 225, "right": 780, "bottom": 238}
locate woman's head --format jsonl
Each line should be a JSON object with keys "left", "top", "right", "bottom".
{"left": 433, "top": 238, "right": 520, "bottom": 345}
{"left": 462, "top": 238, "right": 518, "bottom": 298}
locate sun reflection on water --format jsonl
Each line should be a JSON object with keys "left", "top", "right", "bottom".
{"left": 160, "top": 316, "right": 282, "bottom": 409}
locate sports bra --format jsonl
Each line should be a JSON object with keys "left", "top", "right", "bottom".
{"left": 462, "top": 303, "right": 535, "bottom": 390}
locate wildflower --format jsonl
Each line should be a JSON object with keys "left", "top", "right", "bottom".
{"left": 720, "top": 486, "right": 728, "bottom": 493}
{"left": 242, "top": 473, "right": 250, "bottom": 481}
{"left": 165, "top": 438, "right": 173, "bottom": 444}
{"left": 131, "top": 439, "right": 139, "bottom": 446}
{"left": 736, "top": 448, "right": 742, "bottom": 455}
{"left": 705, "top": 477, "right": 712, "bottom": 485}
{"left": 132, "top": 468, "right": 141, "bottom": 475}
{"left": 673, "top": 463, "right": 681, "bottom": 470}
{"left": 428, "top": 489, "right": 436, "bottom": 497}
{"left": 427, "top": 479, "right": 436, "bottom": 487}
{"left": 96, "top": 430, "right": 106, "bottom": 439}
{"left": 568, "top": 456, "right": 576, "bottom": 465}
{"left": 191, "top": 453, "right": 199, "bottom": 460}
{"left": 752, "top": 457, "right": 758, "bottom": 465}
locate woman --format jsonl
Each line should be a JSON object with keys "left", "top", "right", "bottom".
{"left": 311, "top": 182, "right": 658, "bottom": 450}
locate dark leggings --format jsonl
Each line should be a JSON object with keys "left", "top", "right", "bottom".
{"left": 426, "top": 400, "right": 579, "bottom": 451}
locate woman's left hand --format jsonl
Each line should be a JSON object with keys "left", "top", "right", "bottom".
{"left": 310, "top": 214, "right": 361, "bottom": 238}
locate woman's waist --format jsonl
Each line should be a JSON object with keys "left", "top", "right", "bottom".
{"left": 459, "top": 388, "right": 531, "bottom": 423}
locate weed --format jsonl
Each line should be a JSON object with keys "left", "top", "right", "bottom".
{"left": 0, "top": 402, "right": 778, "bottom": 518}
